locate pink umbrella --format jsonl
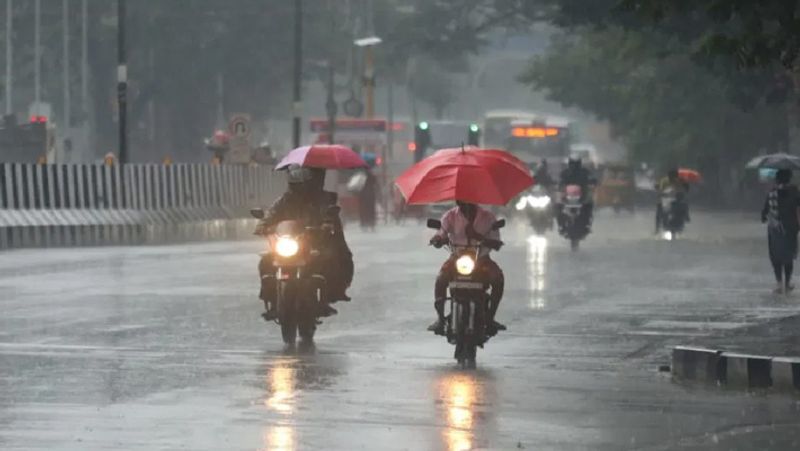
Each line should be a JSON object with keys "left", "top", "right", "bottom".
{"left": 275, "top": 145, "right": 367, "bottom": 170}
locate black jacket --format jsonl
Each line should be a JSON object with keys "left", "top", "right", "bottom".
{"left": 260, "top": 189, "right": 339, "bottom": 230}
{"left": 762, "top": 184, "right": 800, "bottom": 232}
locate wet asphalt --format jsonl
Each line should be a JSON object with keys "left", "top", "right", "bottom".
{"left": 2, "top": 210, "right": 800, "bottom": 450}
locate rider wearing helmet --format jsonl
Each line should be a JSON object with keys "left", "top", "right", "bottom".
{"left": 255, "top": 164, "right": 354, "bottom": 319}
{"left": 428, "top": 200, "right": 506, "bottom": 336}
{"left": 534, "top": 159, "right": 554, "bottom": 189}
{"left": 557, "top": 156, "right": 596, "bottom": 231}
{"left": 655, "top": 168, "right": 690, "bottom": 233}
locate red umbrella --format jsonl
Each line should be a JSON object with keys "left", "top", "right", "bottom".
{"left": 678, "top": 168, "right": 702, "bottom": 183}
{"left": 275, "top": 144, "right": 367, "bottom": 170}
{"left": 433, "top": 146, "right": 532, "bottom": 173}
{"left": 395, "top": 148, "right": 534, "bottom": 205}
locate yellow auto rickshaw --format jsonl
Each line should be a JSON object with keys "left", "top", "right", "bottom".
{"left": 595, "top": 163, "right": 636, "bottom": 212}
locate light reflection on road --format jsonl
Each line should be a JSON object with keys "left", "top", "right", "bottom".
{"left": 265, "top": 360, "right": 296, "bottom": 413}
{"left": 439, "top": 373, "right": 478, "bottom": 451}
{"left": 527, "top": 235, "right": 548, "bottom": 309}
{"left": 263, "top": 359, "right": 297, "bottom": 451}
{"left": 262, "top": 425, "right": 294, "bottom": 451}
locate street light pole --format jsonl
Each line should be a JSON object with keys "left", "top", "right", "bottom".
{"left": 117, "top": 0, "right": 128, "bottom": 163}
{"left": 5, "top": 0, "right": 12, "bottom": 116}
{"left": 292, "top": 0, "right": 303, "bottom": 148}
{"left": 62, "top": 0, "right": 70, "bottom": 129}
{"left": 34, "top": 0, "right": 40, "bottom": 112}
{"left": 81, "top": 0, "right": 88, "bottom": 120}
{"left": 325, "top": 0, "right": 336, "bottom": 145}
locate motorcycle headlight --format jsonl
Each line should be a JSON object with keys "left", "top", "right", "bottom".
{"left": 455, "top": 255, "right": 476, "bottom": 276}
{"left": 275, "top": 236, "right": 300, "bottom": 257}
{"left": 515, "top": 197, "right": 528, "bottom": 211}
{"left": 530, "top": 195, "right": 551, "bottom": 209}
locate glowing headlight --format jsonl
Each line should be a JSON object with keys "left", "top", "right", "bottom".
{"left": 530, "top": 195, "right": 551, "bottom": 209}
{"left": 456, "top": 255, "right": 476, "bottom": 276}
{"left": 275, "top": 236, "right": 300, "bottom": 257}
{"left": 515, "top": 197, "right": 528, "bottom": 211}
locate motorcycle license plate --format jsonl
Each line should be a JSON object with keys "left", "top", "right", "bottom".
{"left": 449, "top": 281, "right": 484, "bottom": 289}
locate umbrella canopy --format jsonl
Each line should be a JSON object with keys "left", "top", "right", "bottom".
{"left": 678, "top": 168, "right": 702, "bottom": 183}
{"left": 395, "top": 148, "right": 534, "bottom": 206}
{"left": 432, "top": 146, "right": 531, "bottom": 174}
{"left": 745, "top": 153, "right": 800, "bottom": 170}
{"left": 275, "top": 145, "right": 367, "bottom": 170}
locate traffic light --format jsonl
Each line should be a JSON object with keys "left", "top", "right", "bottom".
{"left": 467, "top": 123, "right": 480, "bottom": 146}
{"left": 414, "top": 121, "right": 431, "bottom": 163}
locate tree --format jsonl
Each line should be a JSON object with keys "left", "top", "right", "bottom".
{"left": 520, "top": 26, "right": 787, "bottom": 200}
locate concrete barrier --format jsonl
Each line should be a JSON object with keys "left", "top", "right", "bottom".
{"left": 0, "top": 163, "right": 280, "bottom": 249}
{"left": 671, "top": 346, "right": 724, "bottom": 384}
{"left": 671, "top": 346, "right": 800, "bottom": 393}
{"left": 720, "top": 352, "right": 772, "bottom": 389}
{"left": 771, "top": 357, "right": 800, "bottom": 391}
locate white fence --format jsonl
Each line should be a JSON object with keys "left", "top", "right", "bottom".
{"left": 0, "top": 163, "right": 281, "bottom": 249}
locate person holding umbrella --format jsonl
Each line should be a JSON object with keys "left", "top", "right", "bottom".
{"left": 761, "top": 168, "right": 800, "bottom": 294}
{"left": 256, "top": 145, "right": 366, "bottom": 320}
{"left": 655, "top": 168, "right": 691, "bottom": 234}
{"left": 396, "top": 146, "right": 534, "bottom": 336}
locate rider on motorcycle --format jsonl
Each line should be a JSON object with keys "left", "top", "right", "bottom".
{"left": 256, "top": 164, "right": 354, "bottom": 320}
{"left": 427, "top": 201, "right": 506, "bottom": 336}
{"left": 655, "top": 168, "right": 690, "bottom": 233}
{"left": 534, "top": 159, "right": 555, "bottom": 190}
{"left": 557, "top": 156, "right": 596, "bottom": 232}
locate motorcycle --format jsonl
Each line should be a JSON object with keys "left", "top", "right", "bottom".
{"left": 427, "top": 218, "right": 506, "bottom": 369}
{"left": 660, "top": 188, "right": 686, "bottom": 240}
{"left": 251, "top": 208, "right": 335, "bottom": 345}
{"left": 558, "top": 184, "right": 590, "bottom": 251}
{"left": 515, "top": 184, "right": 553, "bottom": 235}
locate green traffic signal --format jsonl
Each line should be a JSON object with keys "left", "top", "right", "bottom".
{"left": 419, "top": 121, "right": 429, "bottom": 130}
{"left": 469, "top": 124, "right": 479, "bottom": 132}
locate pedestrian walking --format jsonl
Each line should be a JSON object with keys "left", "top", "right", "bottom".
{"left": 761, "top": 168, "right": 800, "bottom": 294}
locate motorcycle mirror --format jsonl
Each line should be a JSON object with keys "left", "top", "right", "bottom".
{"left": 426, "top": 218, "right": 442, "bottom": 230}
{"left": 250, "top": 208, "right": 265, "bottom": 219}
{"left": 492, "top": 219, "right": 506, "bottom": 230}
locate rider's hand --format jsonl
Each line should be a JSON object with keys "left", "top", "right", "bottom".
{"left": 485, "top": 239, "right": 504, "bottom": 251}
{"left": 429, "top": 235, "right": 446, "bottom": 248}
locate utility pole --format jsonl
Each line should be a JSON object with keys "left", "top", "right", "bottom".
{"left": 34, "top": 0, "right": 40, "bottom": 112}
{"left": 292, "top": 0, "right": 303, "bottom": 148}
{"left": 5, "top": 0, "right": 12, "bottom": 116}
{"left": 117, "top": 0, "right": 128, "bottom": 163}
{"left": 81, "top": 0, "right": 88, "bottom": 120}
{"left": 325, "top": 0, "right": 336, "bottom": 145}
{"left": 62, "top": 0, "right": 70, "bottom": 128}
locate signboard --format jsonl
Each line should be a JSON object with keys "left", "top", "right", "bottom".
{"left": 227, "top": 113, "right": 252, "bottom": 163}
{"left": 228, "top": 113, "right": 252, "bottom": 138}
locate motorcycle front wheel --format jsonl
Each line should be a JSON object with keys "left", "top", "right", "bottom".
{"left": 278, "top": 281, "right": 298, "bottom": 345}
{"left": 298, "top": 284, "right": 318, "bottom": 343}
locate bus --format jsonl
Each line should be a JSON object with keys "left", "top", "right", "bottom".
{"left": 482, "top": 109, "right": 539, "bottom": 149}
{"left": 504, "top": 116, "right": 573, "bottom": 168}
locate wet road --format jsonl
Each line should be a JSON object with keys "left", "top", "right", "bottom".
{"left": 2, "top": 211, "right": 800, "bottom": 450}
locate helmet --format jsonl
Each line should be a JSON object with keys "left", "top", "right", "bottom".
{"left": 286, "top": 164, "right": 313, "bottom": 184}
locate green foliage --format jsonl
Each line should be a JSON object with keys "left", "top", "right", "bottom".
{"left": 521, "top": 27, "right": 787, "bottom": 175}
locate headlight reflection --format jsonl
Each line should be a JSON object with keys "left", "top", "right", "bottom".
{"left": 440, "top": 374, "right": 477, "bottom": 451}
{"left": 527, "top": 235, "right": 548, "bottom": 309}
{"left": 265, "top": 363, "right": 296, "bottom": 414}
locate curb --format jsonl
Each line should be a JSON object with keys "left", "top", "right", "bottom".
{"left": 671, "top": 346, "right": 800, "bottom": 392}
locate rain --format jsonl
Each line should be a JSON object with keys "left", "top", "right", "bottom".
{"left": 2, "top": 1, "right": 800, "bottom": 450}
